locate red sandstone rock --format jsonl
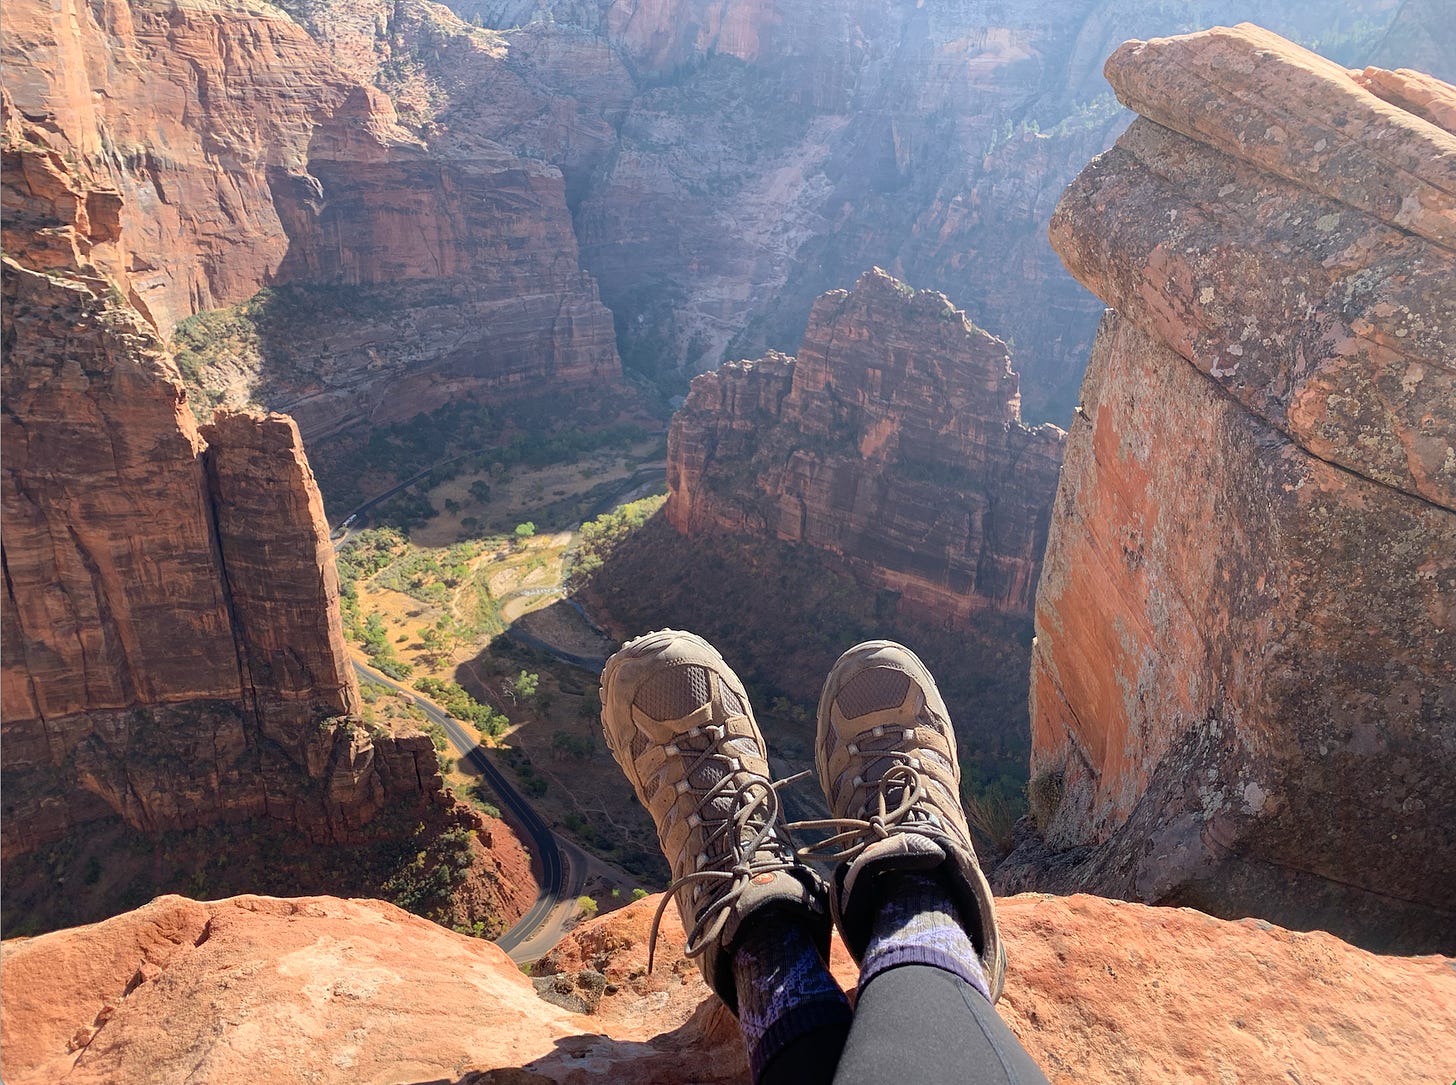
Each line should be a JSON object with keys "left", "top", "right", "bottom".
{"left": 1012, "top": 26, "right": 1456, "bottom": 952}
{"left": 666, "top": 269, "right": 1065, "bottom": 622}
{"left": 0, "top": 0, "right": 623, "bottom": 436}
{"left": 3, "top": 891, "right": 1452, "bottom": 1084}
{"left": 0, "top": 264, "right": 438, "bottom": 854}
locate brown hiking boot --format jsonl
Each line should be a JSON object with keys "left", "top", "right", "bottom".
{"left": 599, "top": 629, "right": 832, "bottom": 1012}
{"left": 794, "top": 640, "right": 1006, "bottom": 1001}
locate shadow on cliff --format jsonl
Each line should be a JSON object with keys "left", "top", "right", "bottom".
{"left": 573, "top": 511, "right": 1036, "bottom": 822}
{"left": 399, "top": 999, "right": 748, "bottom": 1084}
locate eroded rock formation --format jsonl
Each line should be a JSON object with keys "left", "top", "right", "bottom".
{"left": 0, "top": 0, "right": 622, "bottom": 438}
{"left": 0, "top": 261, "right": 443, "bottom": 855}
{"left": 1005, "top": 25, "right": 1456, "bottom": 952}
{"left": 3, "top": 890, "right": 1452, "bottom": 1084}
{"left": 667, "top": 269, "right": 1065, "bottom": 623}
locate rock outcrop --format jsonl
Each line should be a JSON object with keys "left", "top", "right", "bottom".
{"left": 1006, "top": 25, "right": 1456, "bottom": 952}
{"left": 667, "top": 269, "right": 1065, "bottom": 623}
{"left": 1, "top": 262, "right": 442, "bottom": 856}
{"left": 0, "top": 0, "right": 622, "bottom": 438}
{"left": 3, "top": 890, "right": 1453, "bottom": 1084}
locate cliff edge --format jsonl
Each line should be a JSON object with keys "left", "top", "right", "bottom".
{"left": 2, "top": 891, "right": 1451, "bottom": 1084}
{"left": 1002, "top": 25, "right": 1456, "bottom": 952}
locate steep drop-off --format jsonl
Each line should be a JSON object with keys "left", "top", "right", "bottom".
{"left": 3, "top": 891, "right": 1452, "bottom": 1084}
{"left": 1002, "top": 26, "right": 1456, "bottom": 953}
{"left": 667, "top": 268, "right": 1065, "bottom": 623}
{"left": 0, "top": 261, "right": 442, "bottom": 857}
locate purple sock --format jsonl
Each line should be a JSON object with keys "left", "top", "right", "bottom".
{"left": 858, "top": 871, "right": 990, "bottom": 1000}
{"left": 731, "top": 913, "right": 852, "bottom": 1082}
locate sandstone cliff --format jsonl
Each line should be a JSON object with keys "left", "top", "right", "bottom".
{"left": 0, "top": 0, "right": 622, "bottom": 439}
{"left": 3, "top": 890, "right": 1452, "bottom": 1084}
{"left": 464, "top": 0, "right": 1434, "bottom": 420}
{"left": 1003, "top": 25, "right": 1456, "bottom": 952}
{"left": 0, "top": 260, "right": 444, "bottom": 856}
{"left": 667, "top": 269, "right": 1065, "bottom": 623}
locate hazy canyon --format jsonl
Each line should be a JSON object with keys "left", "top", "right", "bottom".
{"left": 2, "top": 0, "right": 1454, "bottom": 1081}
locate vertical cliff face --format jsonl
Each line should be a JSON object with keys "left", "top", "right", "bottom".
{"left": 0, "top": 260, "right": 446, "bottom": 855}
{"left": 666, "top": 269, "right": 1065, "bottom": 623}
{"left": 464, "top": 0, "right": 1427, "bottom": 420}
{"left": 1009, "top": 25, "right": 1456, "bottom": 952}
{"left": 0, "top": 0, "right": 623, "bottom": 438}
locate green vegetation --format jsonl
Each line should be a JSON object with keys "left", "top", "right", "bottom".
{"left": 380, "top": 825, "right": 475, "bottom": 916}
{"left": 508, "top": 670, "right": 539, "bottom": 703}
{"left": 550, "top": 730, "right": 594, "bottom": 759}
{"left": 565, "top": 494, "right": 667, "bottom": 588}
{"left": 413, "top": 677, "right": 510, "bottom": 739}
{"left": 359, "top": 612, "right": 413, "bottom": 680}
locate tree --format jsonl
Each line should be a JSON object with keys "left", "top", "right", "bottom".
{"left": 419, "top": 624, "right": 447, "bottom": 664}
{"left": 513, "top": 521, "right": 536, "bottom": 543}
{"left": 510, "top": 670, "right": 539, "bottom": 703}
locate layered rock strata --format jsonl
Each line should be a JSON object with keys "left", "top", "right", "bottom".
{"left": 667, "top": 269, "right": 1065, "bottom": 623}
{"left": 0, "top": 0, "right": 621, "bottom": 437}
{"left": 4, "top": 891, "right": 1453, "bottom": 1085}
{"left": 1010, "top": 25, "right": 1456, "bottom": 951}
{"left": 472, "top": 0, "right": 1430, "bottom": 420}
{"left": 1, "top": 262, "right": 441, "bottom": 855}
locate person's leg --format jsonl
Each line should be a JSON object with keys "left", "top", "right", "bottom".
{"left": 734, "top": 913, "right": 851, "bottom": 1085}
{"left": 834, "top": 964, "right": 1048, "bottom": 1085}
{"left": 600, "top": 630, "right": 851, "bottom": 1084}
{"left": 793, "top": 640, "right": 1050, "bottom": 1085}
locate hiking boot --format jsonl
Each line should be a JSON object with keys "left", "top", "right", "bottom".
{"left": 600, "top": 629, "right": 832, "bottom": 1012}
{"left": 795, "top": 640, "right": 1006, "bottom": 1001}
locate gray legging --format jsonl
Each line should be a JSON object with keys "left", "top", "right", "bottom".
{"left": 759, "top": 964, "right": 1051, "bottom": 1085}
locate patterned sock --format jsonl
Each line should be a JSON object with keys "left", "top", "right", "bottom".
{"left": 858, "top": 871, "right": 990, "bottom": 1000}
{"left": 731, "top": 912, "right": 852, "bottom": 1084}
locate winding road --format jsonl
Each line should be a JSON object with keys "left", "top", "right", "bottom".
{"left": 350, "top": 659, "right": 575, "bottom": 961}
{"left": 332, "top": 462, "right": 666, "bottom": 959}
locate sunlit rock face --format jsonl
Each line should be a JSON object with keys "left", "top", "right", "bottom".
{"left": 0, "top": 262, "right": 445, "bottom": 856}
{"left": 1006, "top": 25, "right": 1456, "bottom": 954}
{"left": 665, "top": 268, "right": 1065, "bottom": 626}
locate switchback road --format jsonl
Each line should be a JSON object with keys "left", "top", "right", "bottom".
{"left": 350, "top": 660, "right": 570, "bottom": 961}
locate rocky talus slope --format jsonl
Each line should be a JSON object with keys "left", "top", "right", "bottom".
{"left": 1, "top": 261, "right": 443, "bottom": 857}
{"left": 0, "top": 0, "right": 622, "bottom": 438}
{"left": 2, "top": 891, "right": 1452, "bottom": 1084}
{"left": 666, "top": 269, "right": 1065, "bottom": 623}
{"left": 1000, "top": 25, "right": 1456, "bottom": 952}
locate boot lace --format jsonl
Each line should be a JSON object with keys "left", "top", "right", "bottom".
{"left": 645, "top": 723, "right": 803, "bottom": 972}
{"left": 789, "top": 750, "right": 944, "bottom": 864}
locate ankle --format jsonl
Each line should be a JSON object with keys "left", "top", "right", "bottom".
{"left": 858, "top": 871, "right": 989, "bottom": 1001}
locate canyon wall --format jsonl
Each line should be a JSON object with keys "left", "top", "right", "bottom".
{"left": 666, "top": 269, "right": 1065, "bottom": 624}
{"left": 1004, "top": 25, "right": 1456, "bottom": 952}
{"left": 0, "top": 0, "right": 622, "bottom": 439}
{"left": 445, "top": 0, "right": 1433, "bottom": 421}
{"left": 0, "top": 260, "right": 444, "bottom": 856}
{"left": 3, "top": 890, "right": 1453, "bottom": 1085}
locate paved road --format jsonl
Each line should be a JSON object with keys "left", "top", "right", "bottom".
{"left": 350, "top": 660, "right": 567, "bottom": 961}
